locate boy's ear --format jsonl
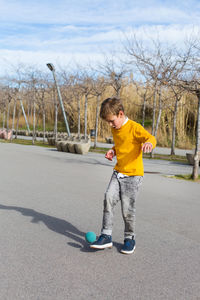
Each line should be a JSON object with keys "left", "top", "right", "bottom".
{"left": 118, "top": 110, "right": 124, "bottom": 117}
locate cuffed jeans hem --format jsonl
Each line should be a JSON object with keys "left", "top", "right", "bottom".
{"left": 101, "top": 229, "right": 112, "bottom": 236}
{"left": 124, "top": 234, "right": 135, "bottom": 239}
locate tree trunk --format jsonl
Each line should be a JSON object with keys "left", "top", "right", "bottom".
{"left": 11, "top": 99, "right": 17, "bottom": 141}
{"left": 35, "top": 106, "right": 41, "bottom": 132}
{"left": 171, "top": 97, "right": 179, "bottom": 156}
{"left": 84, "top": 94, "right": 88, "bottom": 139}
{"left": 94, "top": 94, "right": 100, "bottom": 148}
{"left": 192, "top": 93, "right": 200, "bottom": 180}
{"left": 2, "top": 104, "right": 6, "bottom": 129}
{"left": 20, "top": 100, "right": 30, "bottom": 133}
{"left": 30, "top": 102, "right": 33, "bottom": 122}
{"left": 116, "top": 88, "right": 120, "bottom": 98}
{"left": 15, "top": 109, "right": 21, "bottom": 139}
{"left": 32, "top": 100, "right": 36, "bottom": 145}
{"left": 27, "top": 101, "right": 30, "bottom": 124}
{"left": 43, "top": 108, "right": 46, "bottom": 143}
{"left": 154, "top": 108, "right": 162, "bottom": 138}
{"left": 7, "top": 100, "right": 11, "bottom": 131}
{"left": 151, "top": 87, "right": 157, "bottom": 135}
{"left": 77, "top": 97, "right": 81, "bottom": 138}
{"left": 151, "top": 88, "right": 162, "bottom": 158}
{"left": 142, "top": 94, "right": 146, "bottom": 127}
{"left": 54, "top": 103, "right": 58, "bottom": 141}
{"left": 53, "top": 88, "right": 58, "bottom": 141}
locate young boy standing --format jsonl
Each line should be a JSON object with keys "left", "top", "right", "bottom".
{"left": 90, "top": 97, "right": 156, "bottom": 254}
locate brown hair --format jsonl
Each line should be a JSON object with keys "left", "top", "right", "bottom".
{"left": 100, "top": 97, "right": 124, "bottom": 119}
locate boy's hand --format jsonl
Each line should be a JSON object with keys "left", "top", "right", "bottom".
{"left": 142, "top": 142, "right": 153, "bottom": 153}
{"left": 105, "top": 149, "right": 115, "bottom": 161}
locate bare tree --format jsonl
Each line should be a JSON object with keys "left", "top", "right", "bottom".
{"left": 78, "top": 70, "right": 93, "bottom": 139}
{"left": 168, "top": 86, "right": 183, "bottom": 155}
{"left": 25, "top": 68, "right": 42, "bottom": 144}
{"left": 125, "top": 35, "right": 175, "bottom": 133}
{"left": 2, "top": 101, "right": 6, "bottom": 129}
{"left": 53, "top": 86, "right": 58, "bottom": 141}
{"left": 67, "top": 73, "right": 83, "bottom": 138}
{"left": 34, "top": 75, "right": 49, "bottom": 142}
{"left": 177, "top": 39, "right": 200, "bottom": 180}
{"left": 133, "top": 79, "right": 153, "bottom": 127}
{"left": 125, "top": 33, "right": 192, "bottom": 157}
{"left": 10, "top": 88, "right": 18, "bottom": 141}
{"left": 6, "top": 64, "right": 31, "bottom": 136}
{"left": 178, "top": 79, "right": 200, "bottom": 180}
{"left": 45, "top": 80, "right": 59, "bottom": 141}
{"left": 91, "top": 76, "right": 108, "bottom": 148}
{"left": 97, "top": 53, "right": 129, "bottom": 97}
{"left": 124, "top": 35, "right": 164, "bottom": 135}
{"left": 15, "top": 109, "right": 21, "bottom": 139}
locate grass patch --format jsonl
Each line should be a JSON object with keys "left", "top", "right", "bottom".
{"left": 143, "top": 153, "right": 188, "bottom": 164}
{"left": 0, "top": 138, "right": 55, "bottom": 148}
{"left": 90, "top": 147, "right": 188, "bottom": 164}
{"left": 89, "top": 147, "right": 110, "bottom": 154}
{"left": 170, "top": 174, "right": 200, "bottom": 182}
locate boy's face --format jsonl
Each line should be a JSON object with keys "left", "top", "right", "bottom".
{"left": 105, "top": 111, "right": 125, "bottom": 129}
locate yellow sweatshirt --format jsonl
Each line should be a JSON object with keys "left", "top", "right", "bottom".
{"left": 112, "top": 120, "right": 156, "bottom": 176}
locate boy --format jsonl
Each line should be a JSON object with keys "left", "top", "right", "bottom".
{"left": 90, "top": 97, "right": 156, "bottom": 254}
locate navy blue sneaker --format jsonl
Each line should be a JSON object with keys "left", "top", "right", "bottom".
{"left": 121, "top": 238, "right": 136, "bottom": 254}
{"left": 90, "top": 234, "right": 113, "bottom": 249}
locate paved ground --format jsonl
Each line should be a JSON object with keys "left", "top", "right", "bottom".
{"left": 0, "top": 143, "right": 199, "bottom": 300}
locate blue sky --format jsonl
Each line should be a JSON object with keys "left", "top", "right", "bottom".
{"left": 0, "top": 0, "right": 200, "bottom": 74}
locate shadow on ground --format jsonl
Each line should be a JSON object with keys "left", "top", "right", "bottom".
{"left": 0, "top": 204, "right": 105, "bottom": 252}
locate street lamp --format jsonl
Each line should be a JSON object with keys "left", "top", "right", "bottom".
{"left": 46, "top": 63, "right": 71, "bottom": 136}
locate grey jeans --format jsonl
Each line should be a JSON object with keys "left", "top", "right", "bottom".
{"left": 101, "top": 172, "right": 143, "bottom": 239}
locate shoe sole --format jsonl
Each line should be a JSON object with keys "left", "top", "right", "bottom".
{"left": 121, "top": 246, "right": 136, "bottom": 254}
{"left": 90, "top": 242, "right": 113, "bottom": 249}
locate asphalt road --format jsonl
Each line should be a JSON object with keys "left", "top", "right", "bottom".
{"left": 0, "top": 143, "right": 200, "bottom": 300}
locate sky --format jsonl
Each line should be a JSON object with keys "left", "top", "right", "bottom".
{"left": 0, "top": 0, "right": 200, "bottom": 75}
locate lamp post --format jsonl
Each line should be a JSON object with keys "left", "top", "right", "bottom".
{"left": 46, "top": 63, "right": 71, "bottom": 136}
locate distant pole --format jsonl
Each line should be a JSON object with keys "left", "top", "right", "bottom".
{"left": 46, "top": 63, "right": 71, "bottom": 136}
